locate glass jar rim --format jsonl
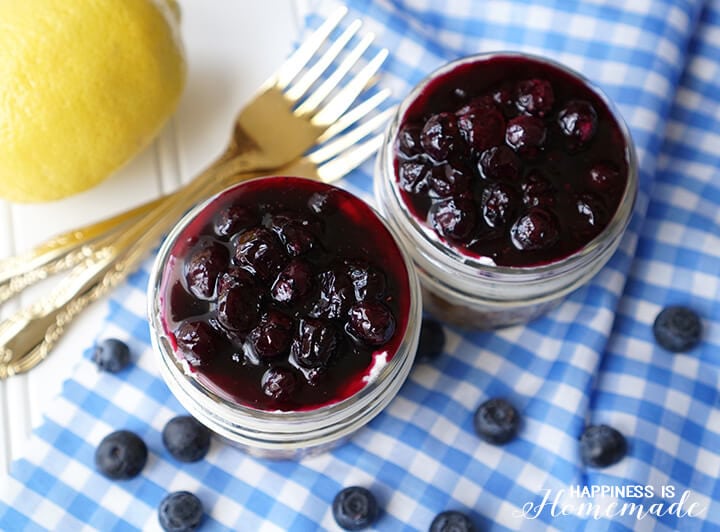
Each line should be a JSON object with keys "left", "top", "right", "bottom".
{"left": 380, "top": 50, "right": 638, "bottom": 282}
{"left": 148, "top": 175, "right": 422, "bottom": 429}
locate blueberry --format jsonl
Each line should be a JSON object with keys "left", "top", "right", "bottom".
{"left": 428, "top": 164, "right": 472, "bottom": 199}
{"left": 579, "top": 424, "right": 627, "bottom": 468}
{"left": 510, "top": 208, "right": 560, "bottom": 251}
{"left": 174, "top": 320, "right": 219, "bottom": 368}
{"left": 520, "top": 171, "right": 556, "bottom": 210}
{"left": 415, "top": 318, "right": 445, "bottom": 361}
{"left": 456, "top": 104, "right": 505, "bottom": 153}
{"left": 216, "top": 266, "right": 255, "bottom": 295}
{"left": 345, "top": 260, "right": 386, "bottom": 302}
{"left": 346, "top": 301, "right": 396, "bottom": 347}
{"left": 573, "top": 193, "right": 608, "bottom": 240}
{"left": 505, "top": 115, "right": 546, "bottom": 157}
{"left": 587, "top": 161, "right": 623, "bottom": 194}
{"left": 557, "top": 100, "right": 598, "bottom": 148}
{"left": 429, "top": 510, "right": 475, "bottom": 532}
{"left": 245, "top": 311, "right": 294, "bottom": 359}
{"left": 184, "top": 239, "right": 229, "bottom": 300}
{"left": 455, "top": 94, "right": 494, "bottom": 116}
{"left": 266, "top": 212, "right": 320, "bottom": 257}
{"left": 217, "top": 280, "right": 260, "bottom": 332}
{"left": 271, "top": 259, "right": 314, "bottom": 305}
{"left": 473, "top": 398, "right": 520, "bottom": 444}
{"left": 477, "top": 145, "right": 521, "bottom": 181}
{"left": 233, "top": 227, "right": 286, "bottom": 282}
{"left": 290, "top": 318, "right": 338, "bottom": 370}
{"left": 95, "top": 430, "right": 148, "bottom": 480}
{"left": 158, "top": 491, "right": 204, "bottom": 532}
{"left": 213, "top": 204, "right": 256, "bottom": 238}
{"left": 398, "top": 159, "right": 431, "bottom": 194}
{"left": 429, "top": 196, "right": 477, "bottom": 242}
{"left": 396, "top": 123, "right": 424, "bottom": 158}
{"left": 652, "top": 306, "right": 702, "bottom": 353}
{"left": 92, "top": 338, "right": 130, "bottom": 373}
{"left": 261, "top": 366, "right": 299, "bottom": 400}
{"left": 162, "top": 415, "right": 211, "bottom": 463}
{"left": 492, "top": 82, "right": 518, "bottom": 116}
{"left": 308, "top": 268, "right": 354, "bottom": 320}
{"left": 421, "top": 112, "right": 461, "bottom": 161}
{"left": 332, "top": 486, "right": 379, "bottom": 530}
{"left": 515, "top": 78, "right": 554, "bottom": 117}
{"left": 481, "top": 182, "right": 518, "bottom": 228}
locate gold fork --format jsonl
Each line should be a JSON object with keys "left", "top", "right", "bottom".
{"left": 0, "top": 122, "right": 389, "bottom": 378}
{"left": 0, "top": 6, "right": 389, "bottom": 303}
{"left": 0, "top": 90, "right": 391, "bottom": 305}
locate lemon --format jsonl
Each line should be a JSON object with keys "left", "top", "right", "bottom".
{"left": 0, "top": 0, "right": 186, "bottom": 203}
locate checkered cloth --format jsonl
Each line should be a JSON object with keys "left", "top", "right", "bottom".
{"left": 2, "top": 0, "right": 719, "bottom": 530}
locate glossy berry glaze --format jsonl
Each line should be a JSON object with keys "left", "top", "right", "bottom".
{"left": 159, "top": 177, "right": 411, "bottom": 412}
{"left": 393, "top": 55, "right": 629, "bottom": 267}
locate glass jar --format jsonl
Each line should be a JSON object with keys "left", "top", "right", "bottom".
{"left": 148, "top": 176, "right": 422, "bottom": 459}
{"left": 375, "top": 52, "right": 638, "bottom": 329}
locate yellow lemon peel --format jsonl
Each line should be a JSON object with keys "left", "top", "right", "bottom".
{"left": 0, "top": 0, "right": 186, "bottom": 202}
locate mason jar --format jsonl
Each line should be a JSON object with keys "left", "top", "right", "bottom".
{"left": 375, "top": 52, "right": 638, "bottom": 329}
{"left": 148, "top": 176, "right": 422, "bottom": 458}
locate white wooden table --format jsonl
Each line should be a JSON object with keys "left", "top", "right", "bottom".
{"left": 0, "top": 0, "right": 305, "bottom": 477}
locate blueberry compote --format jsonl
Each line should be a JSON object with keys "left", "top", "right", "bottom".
{"left": 160, "top": 177, "right": 411, "bottom": 412}
{"left": 393, "top": 55, "right": 629, "bottom": 266}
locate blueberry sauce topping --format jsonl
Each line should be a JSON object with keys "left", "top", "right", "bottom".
{"left": 393, "top": 55, "right": 629, "bottom": 266}
{"left": 160, "top": 177, "right": 411, "bottom": 411}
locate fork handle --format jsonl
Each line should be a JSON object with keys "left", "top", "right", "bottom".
{"left": 0, "top": 208, "right": 148, "bottom": 306}
{"left": 0, "top": 258, "right": 114, "bottom": 378}
{"left": 0, "top": 164, "right": 266, "bottom": 378}
{"left": 0, "top": 223, "right": 183, "bottom": 378}
{"left": 0, "top": 153, "right": 228, "bottom": 299}
{"left": 0, "top": 142, "right": 264, "bottom": 303}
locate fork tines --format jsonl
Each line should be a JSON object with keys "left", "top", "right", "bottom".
{"left": 274, "top": 6, "right": 391, "bottom": 128}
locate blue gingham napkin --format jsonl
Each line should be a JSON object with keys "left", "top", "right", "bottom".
{"left": 2, "top": 0, "right": 719, "bottom": 530}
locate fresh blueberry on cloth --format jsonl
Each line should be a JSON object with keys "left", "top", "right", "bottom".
{"left": 162, "top": 415, "right": 211, "bottom": 462}
{"left": 94, "top": 430, "right": 147, "bottom": 479}
{"left": 580, "top": 424, "right": 627, "bottom": 468}
{"left": 415, "top": 318, "right": 446, "bottom": 361}
{"left": 473, "top": 398, "right": 520, "bottom": 444}
{"left": 92, "top": 338, "right": 130, "bottom": 372}
{"left": 158, "top": 491, "right": 204, "bottom": 532}
{"left": 652, "top": 305, "right": 702, "bottom": 352}
{"left": 332, "top": 486, "right": 379, "bottom": 530}
{"left": 429, "top": 510, "right": 475, "bottom": 532}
